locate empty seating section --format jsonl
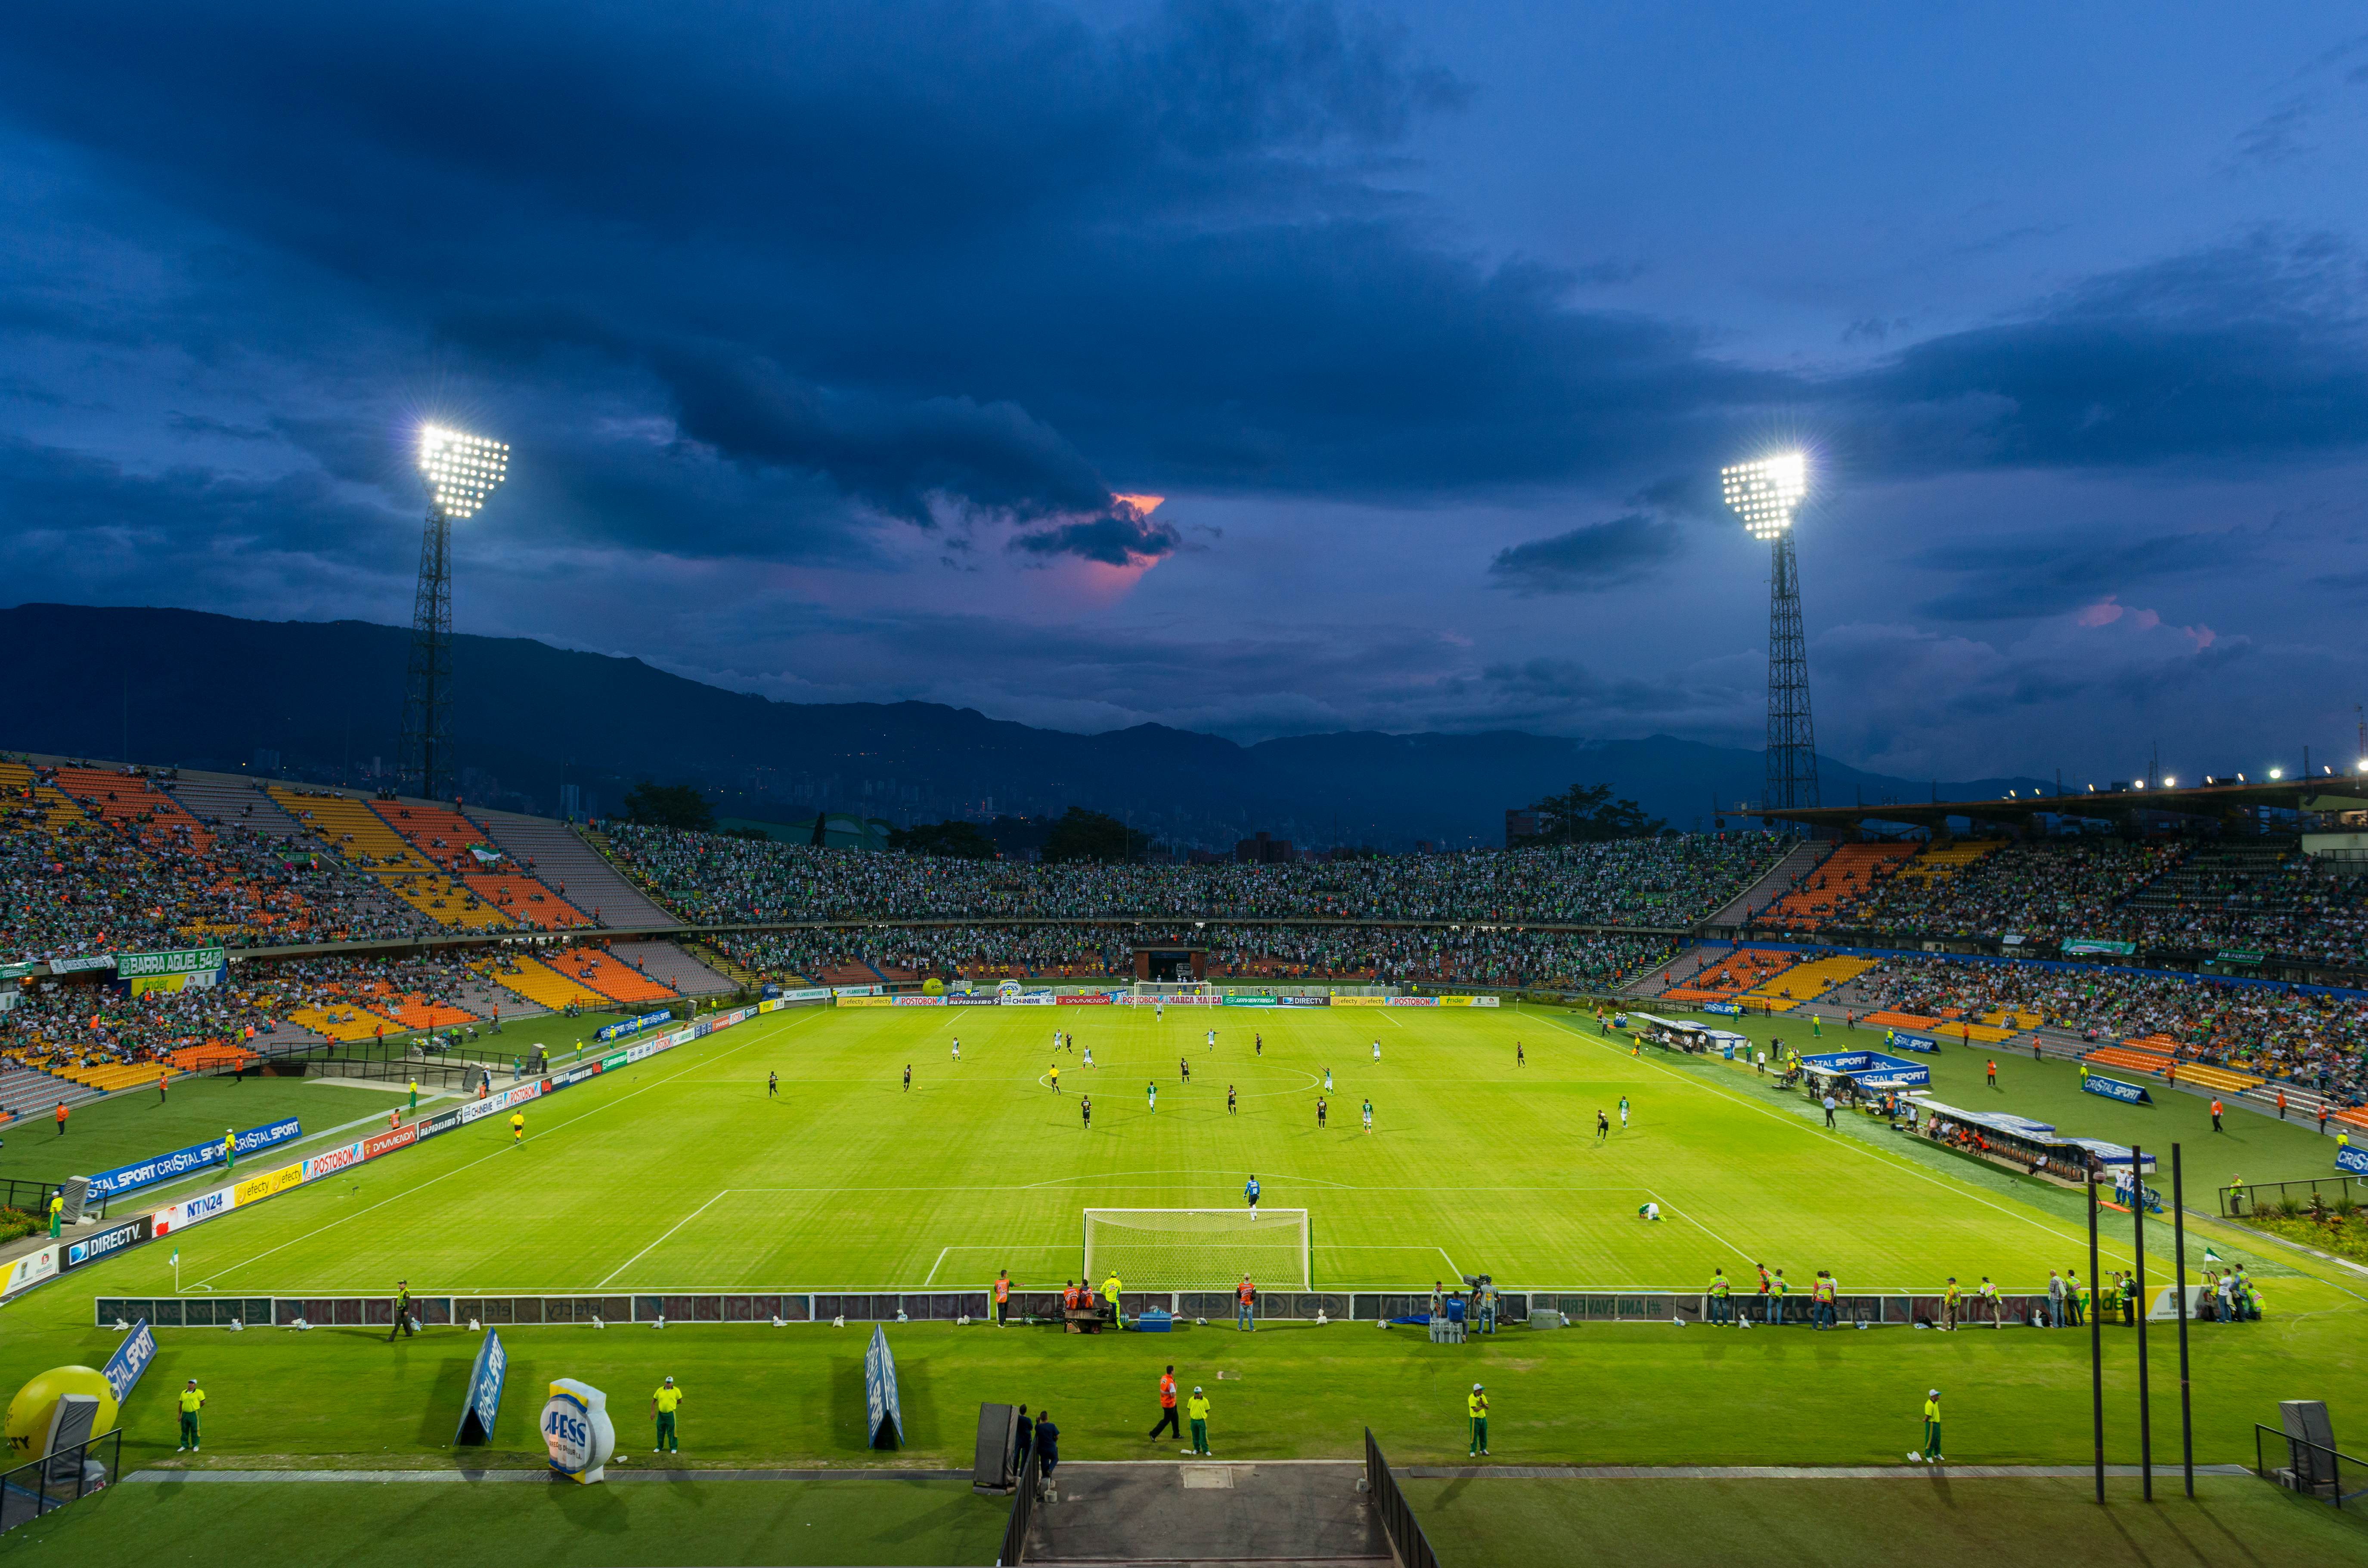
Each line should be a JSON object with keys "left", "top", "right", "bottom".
{"left": 1663, "top": 948, "right": 1796, "bottom": 1002}
{"left": 542, "top": 948, "right": 678, "bottom": 1004}
{"left": 53, "top": 766, "right": 216, "bottom": 854}
{"left": 462, "top": 873, "right": 590, "bottom": 929}
{"left": 288, "top": 1003, "right": 408, "bottom": 1042}
{"left": 478, "top": 956, "right": 612, "bottom": 1011}
{"left": 1857, "top": 1009, "right": 1938, "bottom": 1029}
{"left": 1762, "top": 845, "right": 1916, "bottom": 929}
{"left": 168, "top": 1042, "right": 257, "bottom": 1072}
{"left": 170, "top": 777, "right": 308, "bottom": 839}
{"left": 1744, "top": 954, "right": 1874, "bottom": 1002}
{"left": 51, "top": 1060, "right": 169, "bottom": 1094}
{"left": 633, "top": 941, "right": 750, "bottom": 995}
{"left": 269, "top": 787, "right": 434, "bottom": 873}
{"left": 469, "top": 810, "right": 674, "bottom": 927}
{"left": 1892, "top": 840, "right": 2000, "bottom": 883}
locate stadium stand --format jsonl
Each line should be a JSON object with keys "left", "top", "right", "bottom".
{"left": 460, "top": 872, "right": 591, "bottom": 929}
{"left": 605, "top": 825, "right": 1785, "bottom": 927}
{"left": 1743, "top": 953, "right": 1874, "bottom": 1004}
{"left": 1705, "top": 839, "right": 1829, "bottom": 926}
{"left": 1661, "top": 947, "right": 1798, "bottom": 1001}
{"left": 542, "top": 946, "right": 679, "bottom": 1004}
{"left": 1760, "top": 844, "right": 1915, "bottom": 930}
{"left": 478, "top": 954, "right": 613, "bottom": 1012}
{"left": 170, "top": 776, "right": 307, "bottom": 839}
{"left": 269, "top": 787, "right": 436, "bottom": 874}
{"left": 469, "top": 807, "right": 673, "bottom": 928}
{"left": 52, "top": 765, "right": 215, "bottom": 854}
{"left": 1832, "top": 838, "right": 2183, "bottom": 946}
{"left": 638, "top": 940, "right": 750, "bottom": 994}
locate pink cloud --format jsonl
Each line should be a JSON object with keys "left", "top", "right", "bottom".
{"left": 2074, "top": 597, "right": 2123, "bottom": 627}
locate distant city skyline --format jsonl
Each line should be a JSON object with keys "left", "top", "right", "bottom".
{"left": 0, "top": 2, "right": 2363, "bottom": 784}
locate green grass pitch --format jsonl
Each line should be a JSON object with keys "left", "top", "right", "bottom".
{"left": 9, "top": 1000, "right": 2368, "bottom": 1566}
{"left": 40, "top": 1002, "right": 2225, "bottom": 1297}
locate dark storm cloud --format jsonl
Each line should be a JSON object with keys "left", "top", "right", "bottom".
{"left": 1487, "top": 512, "right": 1683, "bottom": 594}
{"left": 1910, "top": 530, "right": 2256, "bottom": 621}
{"left": 1010, "top": 510, "right": 1185, "bottom": 567}
{"left": 1842, "top": 232, "right": 2368, "bottom": 473}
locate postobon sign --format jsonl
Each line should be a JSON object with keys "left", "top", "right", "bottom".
{"left": 541, "top": 1379, "right": 615, "bottom": 1484}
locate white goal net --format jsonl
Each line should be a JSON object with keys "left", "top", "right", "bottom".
{"left": 1082, "top": 1208, "right": 1311, "bottom": 1290}
{"left": 1130, "top": 980, "right": 1217, "bottom": 998}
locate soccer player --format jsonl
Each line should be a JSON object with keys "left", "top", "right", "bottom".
{"left": 1180, "top": 1056, "right": 1190, "bottom": 1083}
{"left": 951, "top": 1038, "right": 960, "bottom": 1061}
{"left": 1227, "top": 1084, "right": 1237, "bottom": 1114}
{"left": 1245, "top": 1174, "right": 1260, "bottom": 1215}
{"left": 768, "top": 1070, "right": 779, "bottom": 1097}
{"left": 1516, "top": 1041, "right": 1524, "bottom": 1066}
{"left": 1638, "top": 1202, "right": 1660, "bottom": 1221}
{"left": 1081, "top": 1095, "right": 1092, "bottom": 1129}
{"left": 1051, "top": 1063, "right": 1061, "bottom": 1093}
{"left": 1186, "top": 1386, "right": 1213, "bottom": 1455}
{"left": 1317, "top": 1097, "right": 1327, "bottom": 1128}
{"left": 177, "top": 1379, "right": 205, "bottom": 1451}
{"left": 903, "top": 1064, "right": 912, "bottom": 1091}
{"left": 1147, "top": 1080, "right": 1157, "bottom": 1112}
{"left": 511, "top": 1110, "right": 525, "bottom": 1146}
{"left": 1206, "top": 1028, "right": 1215, "bottom": 1050}
{"left": 1912, "top": 1388, "right": 1943, "bottom": 1464}
{"left": 652, "top": 1376, "right": 683, "bottom": 1453}
{"left": 1156, "top": 1000, "right": 1163, "bottom": 1021}
{"left": 1467, "top": 1383, "right": 1489, "bottom": 1456}
{"left": 1323, "top": 1066, "right": 1333, "bottom": 1091}
{"left": 1595, "top": 1109, "right": 1609, "bottom": 1143}
{"left": 1255, "top": 1032, "right": 1263, "bottom": 1056}
{"left": 1619, "top": 1095, "right": 1630, "bottom": 1129}
{"left": 1083, "top": 1045, "right": 1094, "bottom": 1068}
{"left": 1361, "top": 1097, "right": 1373, "bottom": 1132}
{"left": 1371, "top": 1039, "right": 1381, "bottom": 1062}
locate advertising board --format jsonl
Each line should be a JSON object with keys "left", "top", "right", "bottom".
{"left": 1057, "top": 993, "right": 1113, "bottom": 1005}
{"left": 86, "top": 1116, "right": 302, "bottom": 1198}
{"left": 2083, "top": 1075, "right": 2153, "bottom": 1106}
{"left": 63, "top": 1215, "right": 152, "bottom": 1272}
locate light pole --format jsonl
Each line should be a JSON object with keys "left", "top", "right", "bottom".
{"left": 402, "top": 425, "right": 508, "bottom": 802}
{"left": 1722, "top": 453, "right": 1819, "bottom": 818}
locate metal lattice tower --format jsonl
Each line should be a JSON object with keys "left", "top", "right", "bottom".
{"left": 1722, "top": 452, "right": 1819, "bottom": 816}
{"left": 399, "top": 511, "right": 454, "bottom": 800}
{"left": 400, "top": 427, "right": 508, "bottom": 802}
{"left": 1764, "top": 530, "right": 1819, "bottom": 811}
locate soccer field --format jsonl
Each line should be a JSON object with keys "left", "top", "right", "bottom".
{"left": 82, "top": 1001, "right": 2150, "bottom": 1302}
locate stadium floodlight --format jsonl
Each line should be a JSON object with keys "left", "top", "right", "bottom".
{"left": 418, "top": 424, "right": 509, "bottom": 519}
{"left": 1722, "top": 452, "right": 1810, "bottom": 542}
{"left": 2269, "top": 768, "right": 2284, "bottom": 781}
{"left": 2164, "top": 776, "right": 2177, "bottom": 786}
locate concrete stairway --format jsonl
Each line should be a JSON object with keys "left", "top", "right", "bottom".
{"left": 466, "top": 810, "right": 674, "bottom": 928}
{"left": 1708, "top": 840, "right": 1831, "bottom": 927}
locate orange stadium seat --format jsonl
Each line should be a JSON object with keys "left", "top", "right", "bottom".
{"left": 541, "top": 948, "right": 678, "bottom": 1004}
{"left": 1761, "top": 844, "right": 1916, "bottom": 930}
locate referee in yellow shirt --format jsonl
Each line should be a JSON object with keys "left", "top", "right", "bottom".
{"left": 1467, "top": 1383, "right": 1489, "bottom": 1456}
{"left": 652, "top": 1376, "right": 683, "bottom": 1453}
{"left": 510, "top": 1111, "right": 525, "bottom": 1146}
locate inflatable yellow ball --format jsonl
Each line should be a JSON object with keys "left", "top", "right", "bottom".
{"left": 5, "top": 1367, "right": 118, "bottom": 1460}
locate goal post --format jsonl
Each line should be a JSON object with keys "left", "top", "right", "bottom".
{"left": 1082, "top": 1209, "right": 1311, "bottom": 1290}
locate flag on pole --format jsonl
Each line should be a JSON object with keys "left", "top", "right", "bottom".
{"left": 2202, "top": 1245, "right": 2222, "bottom": 1266}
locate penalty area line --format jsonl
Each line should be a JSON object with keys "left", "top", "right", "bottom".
{"left": 597, "top": 1188, "right": 732, "bottom": 1288}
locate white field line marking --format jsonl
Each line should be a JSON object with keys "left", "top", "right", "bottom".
{"left": 1648, "top": 1187, "right": 1753, "bottom": 1262}
{"left": 597, "top": 1189, "right": 731, "bottom": 1288}
{"left": 1534, "top": 1013, "right": 2136, "bottom": 1267}
{"left": 188, "top": 1012, "right": 814, "bottom": 1289}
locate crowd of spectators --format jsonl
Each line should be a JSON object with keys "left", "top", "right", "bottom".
{"left": 0, "top": 975, "right": 277, "bottom": 1078}
{"left": 605, "top": 825, "right": 1782, "bottom": 928}
{"left": 1842, "top": 953, "right": 2368, "bottom": 1101}
{"left": 711, "top": 920, "right": 1672, "bottom": 992}
{"left": 1, "top": 769, "right": 435, "bottom": 966}
{"left": 1829, "top": 840, "right": 2185, "bottom": 945}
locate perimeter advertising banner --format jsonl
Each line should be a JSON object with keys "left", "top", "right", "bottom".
{"left": 1885, "top": 1032, "right": 1940, "bottom": 1054}
{"left": 150, "top": 1185, "right": 233, "bottom": 1237}
{"left": 0, "top": 1245, "right": 59, "bottom": 1299}
{"left": 1057, "top": 993, "right": 1113, "bottom": 1005}
{"left": 102, "top": 1319, "right": 157, "bottom": 1403}
{"left": 87, "top": 1116, "right": 302, "bottom": 1198}
{"left": 62, "top": 1215, "right": 151, "bottom": 1272}
{"left": 1385, "top": 996, "right": 1438, "bottom": 1007}
{"left": 838, "top": 995, "right": 894, "bottom": 1008}
{"left": 1331, "top": 995, "right": 1385, "bottom": 1007}
{"left": 1222, "top": 995, "right": 1277, "bottom": 1007}
{"left": 1701, "top": 1001, "right": 1743, "bottom": 1016}
{"left": 2336, "top": 1143, "right": 2368, "bottom": 1177}
{"left": 234, "top": 1162, "right": 305, "bottom": 1207}
{"left": 1279, "top": 995, "right": 1330, "bottom": 1007}
{"left": 455, "top": 1328, "right": 508, "bottom": 1445}
{"left": 115, "top": 946, "right": 227, "bottom": 979}
{"left": 2083, "top": 1075, "right": 2153, "bottom": 1106}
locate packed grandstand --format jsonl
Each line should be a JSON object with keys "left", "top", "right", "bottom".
{"left": 3, "top": 750, "right": 2367, "bottom": 1124}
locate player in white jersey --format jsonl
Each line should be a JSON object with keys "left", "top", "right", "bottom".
{"left": 951, "top": 1037, "right": 961, "bottom": 1061}
{"left": 1372, "top": 1039, "right": 1380, "bottom": 1062}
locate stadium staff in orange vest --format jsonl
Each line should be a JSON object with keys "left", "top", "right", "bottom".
{"left": 2210, "top": 1098, "right": 2225, "bottom": 1132}
{"left": 993, "top": 1269, "right": 1011, "bottom": 1327}
{"left": 1237, "top": 1275, "right": 1256, "bottom": 1332}
{"left": 1149, "top": 1365, "right": 1181, "bottom": 1440}
{"left": 53, "top": 1100, "right": 67, "bottom": 1136}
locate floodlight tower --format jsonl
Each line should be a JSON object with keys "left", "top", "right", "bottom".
{"left": 400, "top": 425, "right": 508, "bottom": 802}
{"left": 1722, "top": 452, "right": 1819, "bottom": 816}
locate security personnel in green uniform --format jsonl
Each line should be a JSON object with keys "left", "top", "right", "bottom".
{"left": 1186, "top": 1386, "right": 1213, "bottom": 1455}
{"left": 1468, "top": 1383, "right": 1489, "bottom": 1456}
{"left": 387, "top": 1280, "right": 414, "bottom": 1342}
{"left": 652, "top": 1376, "right": 683, "bottom": 1453}
{"left": 177, "top": 1379, "right": 206, "bottom": 1451}
{"left": 47, "top": 1191, "right": 63, "bottom": 1239}
{"left": 1708, "top": 1268, "right": 1731, "bottom": 1325}
{"left": 1914, "top": 1388, "right": 1943, "bottom": 1463}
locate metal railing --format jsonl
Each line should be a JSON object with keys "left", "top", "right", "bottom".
{"left": 0, "top": 1428, "right": 122, "bottom": 1534}
{"left": 2255, "top": 1424, "right": 2368, "bottom": 1507}
{"left": 2219, "top": 1175, "right": 2365, "bottom": 1218}
{"left": 995, "top": 1447, "right": 1040, "bottom": 1565}
{"left": 1363, "top": 1428, "right": 1440, "bottom": 1568}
